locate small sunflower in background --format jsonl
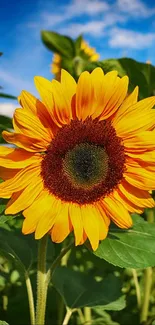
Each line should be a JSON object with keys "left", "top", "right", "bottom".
{"left": 0, "top": 68, "right": 155, "bottom": 250}
{"left": 51, "top": 39, "right": 100, "bottom": 80}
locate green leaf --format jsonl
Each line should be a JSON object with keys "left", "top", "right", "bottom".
{"left": 0, "top": 198, "right": 8, "bottom": 214}
{"left": 94, "top": 216, "right": 155, "bottom": 269}
{"left": 92, "top": 309, "right": 120, "bottom": 325}
{"left": 0, "top": 115, "right": 13, "bottom": 130}
{"left": 0, "top": 229, "right": 33, "bottom": 273}
{"left": 0, "top": 321, "right": 9, "bottom": 325}
{"left": 0, "top": 93, "right": 17, "bottom": 99}
{"left": 41, "top": 31, "right": 75, "bottom": 58}
{"left": 53, "top": 266, "right": 125, "bottom": 310}
{"left": 86, "top": 58, "right": 155, "bottom": 99}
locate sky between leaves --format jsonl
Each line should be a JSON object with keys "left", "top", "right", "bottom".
{"left": 0, "top": 0, "right": 155, "bottom": 117}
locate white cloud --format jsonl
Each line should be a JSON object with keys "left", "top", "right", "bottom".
{"left": 27, "top": 0, "right": 109, "bottom": 30}
{"left": 60, "top": 21, "right": 106, "bottom": 37}
{"left": 116, "top": 0, "right": 155, "bottom": 17}
{"left": 0, "top": 102, "right": 17, "bottom": 118}
{"left": 66, "top": 0, "right": 109, "bottom": 16}
{"left": 109, "top": 28, "right": 155, "bottom": 49}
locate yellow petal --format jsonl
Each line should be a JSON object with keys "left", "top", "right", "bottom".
{"left": 19, "top": 90, "right": 58, "bottom": 136}
{"left": 81, "top": 204, "right": 100, "bottom": 251}
{"left": 13, "top": 108, "right": 51, "bottom": 142}
{"left": 23, "top": 190, "right": 55, "bottom": 235}
{"left": 125, "top": 158, "right": 155, "bottom": 190}
{"left": 51, "top": 203, "right": 71, "bottom": 243}
{"left": 123, "top": 131, "right": 155, "bottom": 152}
{"left": 98, "top": 76, "right": 129, "bottom": 120}
{"left": 0, "top": 147, "right": 40, "bottom": 169}
{"left": 2, "top": 131, "right": 48, "bottom": 152}
{"left": 5, "top": 176, "right": 43, "bottom": 214}
{"left": 75, "top": 71, "right": 94, "bottom": 120}
{"left": 61, "top": 69, "right": 76, "bottom": 104}
{"left": 113, "top": 97, "right": 155, "bottom": 137}
{"left": 118, "top": 180, "right": 154, "bottom": 208}
{"left": 102, "top": 195, "right": 133, "bottom": 228}
{"left": 35, "top": 196, "right": 62, "bottom": 239}
{"left": 69, "top": 203, "right": 83, "bottom": 245}
{"left": 0, "top": 162, "right": 41, "bottom": 197}
{"left": 113, "top": 86, "right": 139, "bottom": 124}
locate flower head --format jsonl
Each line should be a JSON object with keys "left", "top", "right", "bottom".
{"left": 0, "top": 68, "right": 155, "bottom": 250}
{"left": 51, "top": 40, "right": 100, "bottom": 79}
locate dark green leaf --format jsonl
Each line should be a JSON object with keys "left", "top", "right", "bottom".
{"left": 0, "top": 93, "right": 17, "bottom": 99}
{"left": 0, "top": 229, "right": 33, "bottom": 273}
{"left": 0, "top": 198, "right": 8, "bottom": 214}
{"left": 41, "top": 31, "right": 75, "bottom": 58}
{"left": 53, "top": 266, "right": 125, "bottom": 309}
{"left": 0, "top": 115, "right": 13, "bottom": 130}
{"left": 94, "top": 216, "right": 155, "bottom": 269}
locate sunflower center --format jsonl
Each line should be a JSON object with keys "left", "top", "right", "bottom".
{"left": 63, "top": 143, "right": 108, "bottom": 189}
{"left": 41, "top": 118, "right": 125, "bottom": 204}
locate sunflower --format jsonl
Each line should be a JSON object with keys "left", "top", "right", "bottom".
{"left": 51, "top": 40, "right": 100, "bottom": 79}
{"left": 0, "top": 68, "right": 155, "bottom": 250}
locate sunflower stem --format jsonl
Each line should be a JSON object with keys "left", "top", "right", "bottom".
{"left": 25, "top": 272, "right": 35, "bottom": 325}
{"left": 84, "top": 307, "right": 92, "bottom": 324}
{"left": 132, "top": 269, "right": 141, "bottom": 309}
{"left": 35, "top": 235, "right": 50, "bottom": 325}
{"left": 62, "top": 307, "right": 76, "bottom": 325}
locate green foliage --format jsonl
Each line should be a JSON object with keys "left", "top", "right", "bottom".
{"left": 94, "top": 215, "right": 155, "bottom": 269}
{"left": 53, "top": 266, "right": 126, "bottom": 310}
{"left": 0, "top": 115, "right": 13, "bottom": 143}
{"left": 0, "top": 93, "right": 16, "bottom": 99}
{"left": 41, "top": 31, "right": 75, "bottom": 58}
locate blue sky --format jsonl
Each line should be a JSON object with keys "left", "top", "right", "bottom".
{"left": 0, "top": 0, "right": 155, "bottom": 116}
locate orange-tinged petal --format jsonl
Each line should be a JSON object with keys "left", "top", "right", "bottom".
{"left": 123, "top": 131, "right": 155, "bottom": 153}
{"left": 35, "top": 76, "right": 71, "bottom": 126}
{"left": 102, "top": 195, "right": 133, "bottom": 228}
{"left": 2, "top": 131, "right": 48, "bottom": 152}
{"left": 75, "top": 71, "right": 94, "bottom": 120}
{"left": 113, "top": 86, "right": 139, "bottom": 124}
{"left": 118, "top": 180, "right": 154, "bottom": 208}
{"left": 35, "top": 196, "right": 62, "bottom": 239}
{"left": 81, "top": 204, "right": 100, "bottom": 251}
{"left": 22, "top": 190, "right": 55, "bottom": 235}
{"left": 0, "top": 167, "right": 19, "bottom": 180}
{"left": 51, "top": 203, "right": 72, "bottom": 243}
{"left": 5, "top": 176, "right": 43, "bottom": 214}
{"left": 98, "top": 76, "right": 129, "bottom": 120}
{"left": 34, "top": 76, "right": 55, "bottom": 111}
{"left": 0, "top": 147, "right": 40, "bottom": 168}
{"left": 69, "top": 203, "right": 83, "bottom": 246}
{"left": 113, "top": 97, "right": 155, "bottom": 137}
{"left": 112, "top": 188, "right": 144, "bottom": 214}
{"left": 13, "top": 108, "right": 51, "bottom": 143}
{"left": 51, "top": 79, "right": 72, "bottom": 124}
{"left": 19, "top": 90, "right": 58, "bottom": 136}
{"left": 0, "top": 162, "right": 41, "bottom": 197}
{"left": 125, "top": 158, "right": 155, "bottom": 190}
